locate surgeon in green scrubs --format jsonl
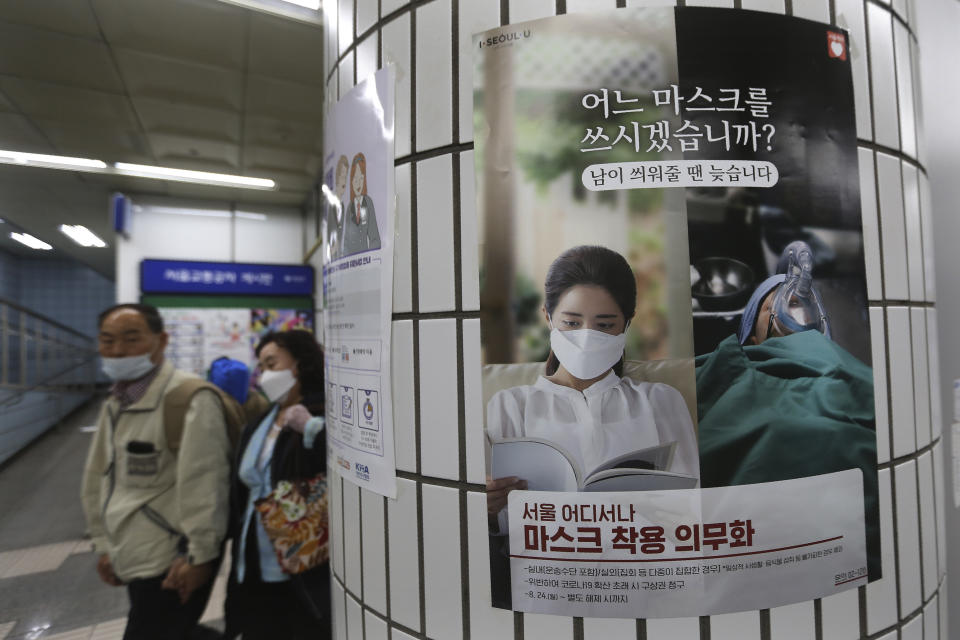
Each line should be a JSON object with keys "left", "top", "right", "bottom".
{"left": 694, "top": 275, "right": 880, "bottom": 579}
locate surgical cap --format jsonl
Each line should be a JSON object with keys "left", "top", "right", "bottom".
{"left": 737, "top": 274, "right": 787, "bottom": 345}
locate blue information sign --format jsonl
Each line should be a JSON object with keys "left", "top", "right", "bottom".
{"left": 141, "top": 259, "right": 314, "bottom": 296}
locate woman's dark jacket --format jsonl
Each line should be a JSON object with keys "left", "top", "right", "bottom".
{"left": 226, "top": 391, "right": 329, "bottom": 621}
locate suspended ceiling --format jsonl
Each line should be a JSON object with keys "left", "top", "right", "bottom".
{"left": 0, "top": 0, "right": 325, "bottom": 278}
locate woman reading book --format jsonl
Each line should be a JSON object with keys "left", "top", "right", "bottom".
{"left": 485, "top": 244, "right": 700, "bottom": 532}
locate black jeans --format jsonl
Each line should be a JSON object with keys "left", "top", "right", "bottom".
{"left": 123, "top": 569, "right": 216, "bottom": 640}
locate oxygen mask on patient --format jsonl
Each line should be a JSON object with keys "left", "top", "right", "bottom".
{"left": 768, "top": 241, "right": 832, "bottom": 339}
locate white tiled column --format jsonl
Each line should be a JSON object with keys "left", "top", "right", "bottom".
{"left": 320, "top": 0, "right": 946, "bottom": 637}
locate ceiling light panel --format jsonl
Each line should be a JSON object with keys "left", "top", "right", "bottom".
{"left": 113, "top": 163, "right": 276, "bottom": 190}
{"left": 59, "top": 224, "right": 107, "bottom": 248}
{"left": 10, "top": 232, "right": 53, "bottom": 250}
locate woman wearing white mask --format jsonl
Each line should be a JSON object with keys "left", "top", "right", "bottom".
{"left": 224, "top": 330, "right": 329, "bottom": 640}
{"left": 486, "top": 245, "right": 699, "bottom": 529}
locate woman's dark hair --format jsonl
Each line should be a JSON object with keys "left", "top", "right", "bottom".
{"left": 543, "top": 245, "right": 637, "bottom": 376}
{"left": 256, "top": 330, "right": 324, "bottom": 410}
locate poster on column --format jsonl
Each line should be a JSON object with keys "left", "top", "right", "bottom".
{"left": 474, "top": 8, "right": 878, "bottom": 617}
{"left": 321, "top": 67, "right": 398, "bottom": 499}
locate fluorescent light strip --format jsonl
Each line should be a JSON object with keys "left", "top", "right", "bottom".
{"left": 59, "top": 224, "right": 107, "bottom": 248}
{"left": 0, "top": 149, "right": 106, "bottom": 170}
{"left": 114, "top": 163, "right": 276, "bottom": 190}
{"left": 136, "top": 205, "right": 233, "bottom": 218}
{"left": 235, "top": 211, "right": 268, "bottom": 221}
{"left": 10, "top": 232, "right": 52, "bottom": 250}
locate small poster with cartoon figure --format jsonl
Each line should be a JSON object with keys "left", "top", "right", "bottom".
{"left": 322, "top": 67, "right": 397, "bottom": 499}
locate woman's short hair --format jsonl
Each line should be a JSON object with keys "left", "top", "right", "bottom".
{"left": 255, "top": 330, "right": 325, "bottom": 400}
{"left": 543, "top": 245, "right": 637, "bottom": 376}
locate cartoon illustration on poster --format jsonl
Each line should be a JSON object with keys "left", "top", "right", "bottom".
{"left": 475, "top": 8, "right": 877, "bottom": 618}
{"left": 321, "top": 67, "right": 398, "bottom": 499}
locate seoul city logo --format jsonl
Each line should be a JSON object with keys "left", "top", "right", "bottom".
{"left": 478, "top": 29, "right": 531, "bottom": 48}
{"left": 827, "top": 31, "right": 846, "bottom": 61}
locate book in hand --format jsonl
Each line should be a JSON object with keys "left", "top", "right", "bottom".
{"left": 490, "top": 438, "right": 698, "bottom": 492}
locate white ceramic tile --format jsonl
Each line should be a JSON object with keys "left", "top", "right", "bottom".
{"left": 418, "top": 318, "right": 461, "bottom": 479}
{"left": 365, "top": 610, "right": 389, "bottom": 640}
{"left": 346, "top": 591, "right": 364, "bottom": 640}
{"left": 524, "top": 613, "right": 574, "bottom": 639}
{"left": 565, "top": 0, "right": 618, "bottom": 13}
{"left": 924, "top": 594, "right": 939, "bottom": 640}
{"left": 939, "top": 582, "right": 948, "bottom": 640}
{"left": 422, "top": 483, "right": 463, "bottom": 640}
{"left": 327, "top": 0, "right": 340, "bottom": 79}
{"left": 508, "top": 0, "right": 555, "bottom": 24}
{"left": 460, "top": 150, "right": 481, "bottom": 311}
{"left": 393, "top": 163, "right": 413, "bottom": 313}
{"left": 647, "top": 616, "right": 701, "bottom": 640}
{"left": 415, "top": 0, "right": 453, "bottom": 151}
{"left": 740, "top": 0, "right": 784, "bottom": 13}
{"left": 466, "top": 491, "right": 515, "bottom": 639}
{"left": 867, "top": 3, "right": 898, "bottom": 148}
{"left": 388, "top": 477, "right": 422, "bottom": 631}
{"left": 625, "top": 0, "right": 680, "bottom": 6}
{"left": 391, "top": 319, "right": 417, "bottom": 471}
{"left": 583, "top": 617, "right": 636, "bottom": 638}
{"left": 687, "top": 0, "right": 733, "bottom": 6}
{"left": 870, "top": 307, "right": 891, "bottom": 463}
{"left": 327, "top": 73, "right": 339, "bottom": 110}
{"left": 932, "top": 441, "right": 946, "bottom": 580}
{"left": 895, "top": 459, "right": 922, "bottom": 615}
{"left": 902, "top": 612, "right": 923, "bottom": 640}
{"left": 910, "top": 37, "right": 926, "bottom": 165}
{"left": 331, "top": 471, "right": 346, "bottom": 579}
{"left": 894, "top": 21, "right": 917, "bottom": 158}
{"left": 892, "top": 0, "right": 908, "bottom": 22}
{"left": 887, "top": 306, "right": 916, "bottom": 457}
{"left": 338, "top": 0, "right": 354, "bottom": 56}
{"left": 866, "top": 468, "right": 897, "bottom": 634}
{"left": 463, "top": 318, "right": 486, "bottom": 484}
{"left": 917, "top": 450, "right": 937, "bottom": 600}
{"left": 381, "top": 0, "right": 409, "bottom": 16}
{"left": 835, "top": 0, "right": 872, "bottom": 140}
{"left": 876, "top": 153, "right": 908, "bottom": 300}
{"left": 382, "top": 13, "right": 412, "bottom": 158}
{"left": 919, "top": 173, "right": 935, "bottom": 302}
{"left": 926, "top": 309, "right": 942, "bottom": 440}
{"left": 791, "top": 0, "right": 829, "bottom": 22}
{"left": 356, "top": 32, "right": 379, "bottom": 86}
{"left": 343, "top": 480, "right": 364, "bottom": 596}
{"left": 911, "top": 307, "right": 931, "bottom": 448}
{"left": 391, "top": 629, "right": 418, "bottom": 640}
{"left": 361, "top": 488, "right": 388, "bottom": 614}
{"left": 458, "top": 0, "right": 500, "bottom": 143}
{"left": 858, "top": 149, "right": 882, "bottom": 301}
{"left": 339, "top": 50, "right": 355, "bottom": 98}
{"left": 902, "top": 162, "right": 924, "bottom": 301}
{"left": 710, "top": 611, "right": 761, "bottom": 640}
{"left": 333, "top": 578, "right": 348, "bottom": 640}
{"left": 356, "top": 0, "right": 377, "bottom": 36}
{"left": 416, "top": 155, "right": 457, "bottom": 313}
{"left": 821, "top": 587, "right": 860, "bottom": 640}
{"left": 770, "top": 600, "right": 815, "bottom": 640}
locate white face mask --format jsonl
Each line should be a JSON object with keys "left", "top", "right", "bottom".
{"left": 259, "top": 368, "right": 297, "bottom": 403}
{"left": 549, "top": 324, "right": 626, "bottom": 380}
{"left": 101, "top": 354, "right": 156, "bottom": 382}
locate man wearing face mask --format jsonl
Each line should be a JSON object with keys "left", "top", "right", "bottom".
{"left": 81, "top": 304, "right": 231, "bottom": 640}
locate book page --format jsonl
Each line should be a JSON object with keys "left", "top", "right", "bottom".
{"left": 491, "top": 440, "right": 581, "bottom": 492}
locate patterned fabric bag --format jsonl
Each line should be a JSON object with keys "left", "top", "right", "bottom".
{"left": 254, "top": 473, "right": 329, "bottom": 574}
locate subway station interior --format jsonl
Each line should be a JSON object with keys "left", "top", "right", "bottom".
{"left": 1, "top": 0, "right": 959, "bottom": 639}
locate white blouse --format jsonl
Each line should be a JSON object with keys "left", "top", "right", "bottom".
{"left": 486, "top": 371, "right": 699, "bottom": 479}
